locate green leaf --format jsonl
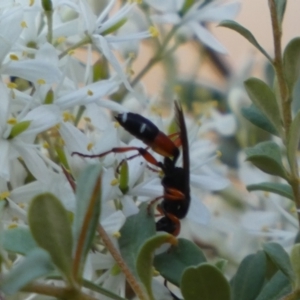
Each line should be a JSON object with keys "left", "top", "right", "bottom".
{"left": 231, "top": 251, "right": 266, "bottom": 300}
{"left": 136, "top": 233, "right": 177, "bottom": 300}
{"left": 219, "top": 20, "right": 272, "bottom": 62}
{"left": 181, "top": 263, "right": 230, "bottom": 300}
{"left": 154, "top": 238, "right": 207, "bottom": 287}
{"left": 2, "top": 227, "right": 37, "bottom": 255}
{"left": 73, "top": 164, "right": 102, "bottom": 276}
{"left": 287, "top": 110, "right": 300, "bottom": 176}
{"left": 28, "top": 193, "right": 73, "bottom": 282}
{"left": 215, "top": 259, "right": 228, "bottom": 273}
{"left": 256, "top": 271, "right": 291, "bottom": 300}
{"left": 245, "top": 141, "right": 288, "bottom": 179}
{"left": 241, "top": 104, "right": 278, "bottom": 136}
{"left": 119, "top": 203, "right": 156, "bottom": 277}
{"left": 263, "top": 243, "right": 294, "bottom": 284}
{"left": 247, "top": 182, "right": 294, "bottom": 201}
{"left": 45, "top": 274, "right": 127, "bottom": 300}
{"left": 82, "top": 279, "right": 128, "bottom": 300}
{"left": 290, "top": 244, "right": 300, "bottom": 289}
{"left": 283, "top": 37, "right": 300, "bottom": 93}
{"left": 244, "top": 78, "right": 283, "bottom": 136}
{"left": 0, "top": 248, "right": 53, "bottom": 294}
{"left": 275, "top": 0, "right": 286, "bottom": 26}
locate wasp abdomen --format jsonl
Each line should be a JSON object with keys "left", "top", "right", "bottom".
{"left": 115, "top": 113, "right": 159, "bottom": 143}
{"left": 115, "top": 112, "right": 179, "bottom": 159}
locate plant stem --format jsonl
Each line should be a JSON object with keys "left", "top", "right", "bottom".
{"left": 269, "top": 0, "right": 300, "bottom": 225}
{"left": 130, "top": 26, "right": 179, "bottom": 88}
{"left": 97, "top": 224, "right": 148, "bottom": 300}
{"left": 21, "top": 282, "right": 97, "bottom": 300}
{"left": 269, "top": 0, "right": 291, "bottom": 139}
{"left": 58, "top": 36, "right": 92, "bottom": 59}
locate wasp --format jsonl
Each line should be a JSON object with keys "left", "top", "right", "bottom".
{"left": 154, "top": 102, "right": 190, "bottom": 236}
{"left": 72, "top": 102, "right": 190, "bottom": 236}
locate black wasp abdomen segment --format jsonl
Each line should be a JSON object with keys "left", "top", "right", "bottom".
{"left": 156, "top": 216, "right": 179, "bottom": 234}
{"left": 161, "top": 167, "right": 190, "bottom": 218}
{"left": 160, "top": 198, "right": 189, "bottom": 219}
{"left": 115, "top": 113, "right": 159, "bottom": 142}
{"left": 162, "top": 167, "right": 187, "bottom": 195}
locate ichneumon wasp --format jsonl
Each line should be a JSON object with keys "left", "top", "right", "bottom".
{"left": 72, "top": 101, "right": 190, "bottom": 236}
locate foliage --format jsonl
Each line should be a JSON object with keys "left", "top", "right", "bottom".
{"left": 0, "top": 0, "right": 300, "bottom": 300}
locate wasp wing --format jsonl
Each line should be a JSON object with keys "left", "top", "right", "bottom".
{"left": 174, "top": 101, "right": 190, "bottom": 200}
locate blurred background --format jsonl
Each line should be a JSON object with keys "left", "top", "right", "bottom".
{"left": 77, "top": 0, "right": 300, "bottom": 275}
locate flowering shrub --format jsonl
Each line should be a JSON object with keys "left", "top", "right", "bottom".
{"left": 0, "top": 0, "right": 299, "bottom": 300}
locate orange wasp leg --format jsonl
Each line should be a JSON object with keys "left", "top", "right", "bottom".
{"left": 165, "top": 213, "right": 181, "bottom": 236}
{"left": 164, "top": 187, "right": 185, "bottom": 200}
{"left": 147, "top": 195, "right": 164, "bottom": 215}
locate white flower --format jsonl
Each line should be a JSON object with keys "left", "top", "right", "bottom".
{"left": 0, "top": 7, "right": 61, "bottom": 85}
{"left": 146, "top": 0, "right": 240, "bottom": 53}
{"left": 0, "top": 81, "right": 60, "bottom": 181}
{"left": 78, "top": 0, "right": 152, "bottom": 91}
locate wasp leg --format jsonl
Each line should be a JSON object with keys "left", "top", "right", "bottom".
{"left": 72, "top": 146, "right": 164, "bottom": 168}
{"left": 164, "top": 187, "right": 185, "bottom": 200}
{"left": 147, "top": 195, "right": 164, "bottom": 215}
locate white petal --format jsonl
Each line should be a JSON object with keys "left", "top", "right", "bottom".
{"left": 56, "top": 79, "right": 119, "bottom": 109}
{"left": 59, "top": 122, "right": 90, "bottom": 156}
{"left": 122, "top": 195, "right": 139, "bottom": 217}
{"left": 144, "top": 0, "right": 183, "bottom": 13}
{"left": 187, "top": 195, "right": 210, "bottom": 225}
{"left": 152, "top": 278, "right": 173, "bottom": 300}
{"left": 129, "top": 177, "right": 163, "bottom": 198}
{"left": 2, "top": 59, "right": 62, "bottom": 84}
{"left": 0, "top": 140, "right": 11, "bottom": 180}
{"left": 191, "top": 173, "right": 229, "bottom": 191}
{"left": 35, "top": 43, "right": 59, "bottom": 66}
{"left": 197, "top": 2, "right": 241, "bottom": 22}
{"left": 21, "top": 105, "right": 61, "bottom": 136}
{"left": 241, "top": 211, "right": 279, "bottom": 231}
{"left": 92, "top": 127, "right": 120, "bottom": 155}
{"left": 13, "top": 142, "right": 49, "bottom": 181}
{"left": 0, "top": 7, "right": 23, "bottom": 62}
{"left": 6, "top": 198, "right": 27, "bottom": 220}
{"left": 92, "top": 35, "right": 134, "bottom": 93}
{"left": 188, "top": 22, "right": 227, "bottom": 53}
{"left": 214, "top": 114, "right": 237, "bottom": 136}
{"left": 85, "top": 104, "right": 114, "bottom": 131}
{"left": 10, "top": 181, "right": 44, "bottom": 203}
{"left": 151, "top": 13, "right": 181, "bottom": 24}
{"left": 101, "top": 210, "right": 126, "bottom": 235}
{"left": 78, "top": 0, "right": 97, "bottom": 34}
{"left": 52, "top": 18, "right": 80, "bottom": 39}
{"left": 96, "top": 99, "right": 128, "bottom": 113}
{"left": 98, "top": 3, "right": 133, "bottom": 34}
{"left": 0, "top": 81, "right": 10, "bottom": 131}
{"left": 101, "top": 167, "right": 119, "bottom": 203}
{"left": 96, "top": 0, "right": 117, "bottom": 25}
{"left": 90, "top": 252, "right": 115, "bottom": 270}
